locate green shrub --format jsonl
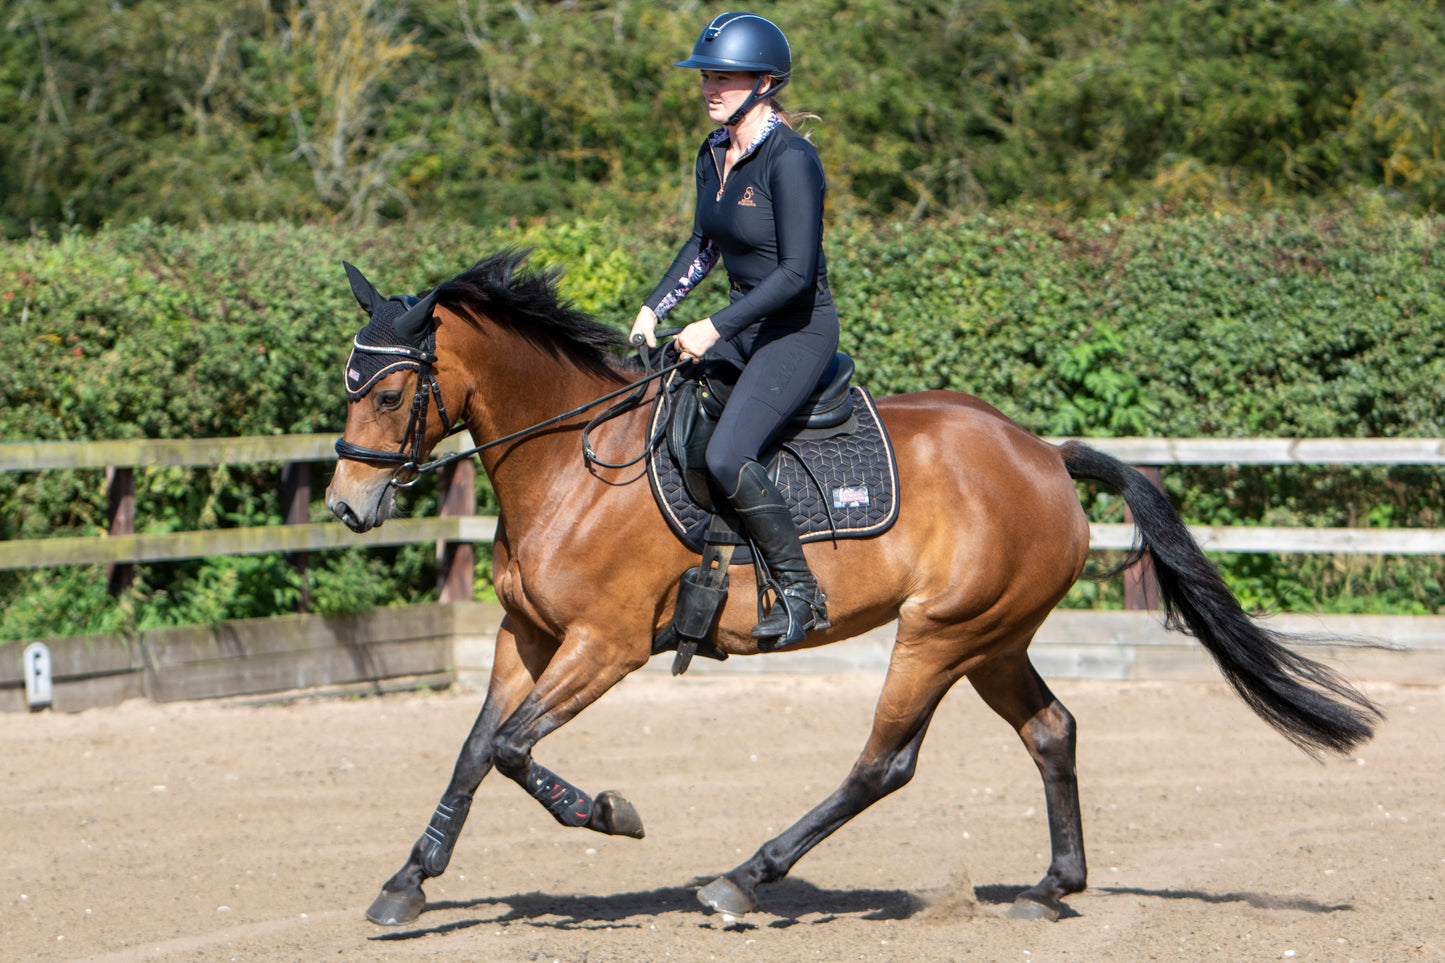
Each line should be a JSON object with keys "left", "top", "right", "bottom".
{"left": 4, "top": 1, "right": 1444, "bottom": 236}
{"left": 1, "top": 210, "right": 1442, "bottom": 639}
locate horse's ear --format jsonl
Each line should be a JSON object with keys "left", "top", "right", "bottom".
{"left": 343, "top": 261, "right": 384, "bottom": 315}
{"left": 394, "top": 289, "right": 440, "bottom": 345}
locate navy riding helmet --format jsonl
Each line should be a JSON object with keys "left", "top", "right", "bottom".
{"left": 675, "top": 12, "right": 792, "bottom": 125}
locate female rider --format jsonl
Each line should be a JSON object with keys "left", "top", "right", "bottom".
{"left": 630, "top": 12, "right": 837, "bottom": 648}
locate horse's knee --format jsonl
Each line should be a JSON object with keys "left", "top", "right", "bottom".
{"left": 490, "top": 725, "right": 530, "bottom": 780}
{"left": 852, "top": 748, "right": 921, "bottom": 799}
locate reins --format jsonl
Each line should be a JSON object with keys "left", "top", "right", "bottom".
{"left": 335, "top": 327, "right": 687, "bottom": 487}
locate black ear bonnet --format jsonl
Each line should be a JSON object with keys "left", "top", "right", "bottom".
{"left": 342, "top": 261, "right": 440, "bottom": 401}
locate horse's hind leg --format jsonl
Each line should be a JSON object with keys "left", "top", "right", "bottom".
{"left": 367, "top": 619, "right": 546, "bottom": 925}
{"left": 967, "top": 648, "right": 1086, "bottom": 921}
{"left": 697, "top": 643, "right": 960, "bottom": 916}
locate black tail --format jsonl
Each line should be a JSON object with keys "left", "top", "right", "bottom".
{"left": 1060, "top": 441, "right": 1381, "bottom": 756}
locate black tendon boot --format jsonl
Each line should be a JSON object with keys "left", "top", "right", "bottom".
{"left": 726, "top": 460, "right": 829, "bottom": 648}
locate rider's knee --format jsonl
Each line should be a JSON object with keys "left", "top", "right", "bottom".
{"left": 704, "top": 443, "right": 743, "bottom": 494}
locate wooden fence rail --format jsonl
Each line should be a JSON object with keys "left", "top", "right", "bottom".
{"left": 1, "top": 434, "right": 1441, "bottom": 609}
{"left": 5, "top": 433, "right": 1439, "bottom": 475}
{"left": 0, "top": 516, "right": 499, "bottom": 571}
{"left": 0, "top": 433, "right": 482, "bottom": 606}
{"left": 1050, "top": 437, "right": 1445, "bottom": 466}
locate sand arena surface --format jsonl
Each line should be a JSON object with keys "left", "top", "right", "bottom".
{"left": 2, "top": 672, "right": 1441, "bottom": 962}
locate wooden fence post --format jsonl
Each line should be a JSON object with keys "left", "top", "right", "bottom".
{"left": 1123, "top": 465, "right": 1163, "bottom": 610}
{"left": 436, "top": 459, "right": 477, "bottom": 603}
{"left": 281, "top": 461, "right": 311, "bottom": 613}
{"left": 105, "top": 466, "right": 135, "bottom": 595}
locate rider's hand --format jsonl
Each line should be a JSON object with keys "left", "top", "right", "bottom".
{"left": 630, "top": 306, "right": 658, "bottom": 348}
{"left": 675, "top": 318, "right": 721, "bottom": 362}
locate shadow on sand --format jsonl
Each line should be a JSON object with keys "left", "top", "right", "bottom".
{"left": 1095, "top": 886, "right": 1352, "bottom": 914}
{"left": 367, "top": 877, "right": 926, "bottom": 941}
{"left": 368, "top": 878, "right": 1342, "bottom": 941}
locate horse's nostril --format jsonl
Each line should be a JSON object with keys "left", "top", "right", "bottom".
{"left": 331, "top": 500, "right": 361, "bottom": 529}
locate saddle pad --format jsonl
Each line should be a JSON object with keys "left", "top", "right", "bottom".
{"left": 647, "top": 383, "right": 900, "bottom": 559}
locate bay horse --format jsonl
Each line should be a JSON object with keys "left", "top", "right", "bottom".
{"left": 324, "top": 251, "right": 1379, "bottom": 925}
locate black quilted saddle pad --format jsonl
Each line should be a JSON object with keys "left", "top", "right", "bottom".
{"left": 647, "top": 382, "right": 900, "bottom": 559}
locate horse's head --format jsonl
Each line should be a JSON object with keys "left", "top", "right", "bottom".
{"left": 327, "top": 250, "right": 643, "bottom": 530}
{"left": 325, "top": 262, "right": 452, "bottom": 533}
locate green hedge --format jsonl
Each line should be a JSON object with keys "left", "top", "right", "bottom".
{"left": 1, "top": 210, "right": 1441, "bottom": 637}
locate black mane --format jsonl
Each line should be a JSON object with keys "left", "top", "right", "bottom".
{"left": 433, "top": 250, "right": 635, "bottom": 383}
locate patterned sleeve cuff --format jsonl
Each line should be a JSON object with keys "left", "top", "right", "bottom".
{"left": 654, "top": 240, "right": 720, "bottom": 320}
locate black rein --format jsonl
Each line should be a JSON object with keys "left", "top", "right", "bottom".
{"left": 334, "top": 330, "right": 688, "bottom": 487}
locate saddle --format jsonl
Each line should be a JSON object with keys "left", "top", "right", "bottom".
{"left": 647, "top": 353, "right": 899, "bottom": 674}
{"left": 668, "top": 353, "right": 857, "bottom": 513}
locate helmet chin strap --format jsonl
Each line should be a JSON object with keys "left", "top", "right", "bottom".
{"left": 725, "top": 73, "right": 790, "bottom": 127}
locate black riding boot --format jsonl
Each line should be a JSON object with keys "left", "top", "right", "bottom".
{"left": 725, "top": 460, "right": 829, "bottom": 648}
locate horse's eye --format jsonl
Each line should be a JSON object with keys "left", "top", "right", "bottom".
{"left": 377, "top": 389, "right": 403, "bottom": 410}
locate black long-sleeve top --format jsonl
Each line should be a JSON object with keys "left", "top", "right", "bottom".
{"left": 645, "top": 116, "right": 834, "bottom": 341}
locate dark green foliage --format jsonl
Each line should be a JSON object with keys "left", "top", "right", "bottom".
{"left": 4, "top": 1, "right": 1445, "bottom": 237}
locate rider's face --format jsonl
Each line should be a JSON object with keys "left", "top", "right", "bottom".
{"left": 699, "top": 70, "right": 766, "bottom": 126}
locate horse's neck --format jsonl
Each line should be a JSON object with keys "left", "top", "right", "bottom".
{"left": 460, "top": 344, "right": 643, "bottom": 527}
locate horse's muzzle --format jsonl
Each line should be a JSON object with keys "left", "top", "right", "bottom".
{"left": 329, "top": 498, "right": 373, "bottom": 533}
{"left": 325, "top": 469, "right": 396, "bottom": 533}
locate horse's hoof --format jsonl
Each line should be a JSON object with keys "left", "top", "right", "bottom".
{"left": 588, "top": 790, "right": 645, "bottom": 838}
{"left": 1006, "top": 897, "right": 1061, "bottom": 922}
{"left": 366, "top": 887, "right": 425, "bottom": 926}
{"left": 697, "top": 875, "right": 757, "bottom": 916}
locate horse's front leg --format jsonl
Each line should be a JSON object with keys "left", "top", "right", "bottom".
{"left": 489, "top": 622, "right": 650, "bottom": 840}
{"left": 367, "top": 620, "right": 649, "bottom": 926}
{"left": 366, "top": 618, "right": 545, "bottom": 926}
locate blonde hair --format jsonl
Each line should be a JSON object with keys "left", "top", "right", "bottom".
{"left": 768, "top": 97, "right": 820, "bottom": 131}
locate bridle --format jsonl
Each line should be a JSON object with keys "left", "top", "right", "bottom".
{"left": 333, "top": 335, "right": 449, "bottom": 486}
{"left": 334, "top": 322, "right": 688, "bottom": 489}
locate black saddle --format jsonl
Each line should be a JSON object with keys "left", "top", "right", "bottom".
{"left": 668, "top": 354, "right": 858, "bottom": 513}
{"left": 701, "top": 352, "right": 857, "bottom": 430}
{"left": 650, "top": 360, "right": 898, "bottom": 553}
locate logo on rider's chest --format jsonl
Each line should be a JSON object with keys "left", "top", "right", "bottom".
{"left": 737, "top": 186, "right": 758, "bottom": 207}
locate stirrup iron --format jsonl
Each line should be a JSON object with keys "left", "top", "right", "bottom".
{"left": 753, "top": 581, "right": 829, "bottom": 650}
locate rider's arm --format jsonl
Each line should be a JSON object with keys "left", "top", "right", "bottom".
{"left": 645, "top": 234, "right": 721, "bottom": 321}
{"left": 644, "top": 143, "right": 721, "bottom": 321}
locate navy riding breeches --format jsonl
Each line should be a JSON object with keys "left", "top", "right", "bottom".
{"left": 703, "top": 318, "right": 838, "bottom": 496}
